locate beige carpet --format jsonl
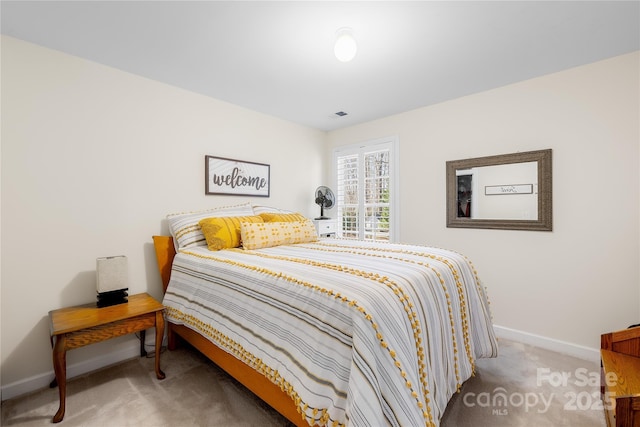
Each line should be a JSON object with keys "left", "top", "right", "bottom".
{"left": 1, "top": 338, "right": 606, "bottom": 427}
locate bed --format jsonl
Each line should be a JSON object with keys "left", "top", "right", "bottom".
{"left": 152, "top": 203, "right": 498, "bottom": 427}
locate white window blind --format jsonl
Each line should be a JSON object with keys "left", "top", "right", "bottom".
{"left": 334, "top": 137, "right": 398, "bottom": 242}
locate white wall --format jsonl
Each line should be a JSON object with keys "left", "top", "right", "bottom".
{"left": 327, "top": 52, "right": 640, "bottom": 355}
{"left": 0, "top": 36, "right": 325, "bottom": 397}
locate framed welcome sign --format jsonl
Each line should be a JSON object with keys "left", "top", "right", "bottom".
{"left": 205, "top": 155, "right": 270, "bottom": 197}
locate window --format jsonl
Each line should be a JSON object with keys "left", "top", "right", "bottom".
{"left": 333, "top": 137, "right": 398, "bottom": 242}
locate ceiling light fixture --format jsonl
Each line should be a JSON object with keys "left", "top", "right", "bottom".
{"left": 334, "top": 28, "right": 357, "bottom": 62}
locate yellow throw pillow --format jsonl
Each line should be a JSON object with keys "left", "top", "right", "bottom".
{"left": 241, "top": 219, "right": 318, "bottom": 250}
{"left": 199, "top": 215, "right": 263, "bottom": 251}
{"left": 258, "top": 212, "right": 307, "bottom": 223}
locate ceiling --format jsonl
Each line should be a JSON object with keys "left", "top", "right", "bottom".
{"left": 2, "top": 1, "right": 639, "bottom": 131}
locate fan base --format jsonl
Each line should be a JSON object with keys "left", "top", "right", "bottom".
{"left": 314, "top": 216, "right": 331, "bottom": 220}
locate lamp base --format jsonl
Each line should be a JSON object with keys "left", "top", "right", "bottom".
{"left": 97, "top": 289, "right": 128, "bottom": 308}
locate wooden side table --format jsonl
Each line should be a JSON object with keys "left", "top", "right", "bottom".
{"left": 49, "top": 293, "right": 165, "bottom": 423}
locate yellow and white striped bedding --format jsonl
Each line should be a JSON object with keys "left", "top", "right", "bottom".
{"left": 162, "top": 238, "right": 498, "bottom": 427}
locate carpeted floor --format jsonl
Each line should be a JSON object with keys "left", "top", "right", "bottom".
{"left": 1, "top": 338, "right": 606, "bottom": 427}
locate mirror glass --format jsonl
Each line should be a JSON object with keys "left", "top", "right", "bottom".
{"left": 456, "top": 161, "right": 538, "bottom": 220}
{"left": 447, "top": 150, "right": 552, "bottom": 231}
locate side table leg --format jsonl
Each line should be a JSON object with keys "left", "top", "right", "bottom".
{"left": 154, "top": 311, "right": 166, "bottom": 379}
{"left": 52, "top": 334, "right": 67, "bottom": 423}
{"left": 140, "top": 330, "right": 147, "bottom": 357}
{"left": 49, "top": 334, "right": 57, "bottom": 388}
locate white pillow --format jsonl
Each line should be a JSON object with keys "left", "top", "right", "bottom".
{"left": 251, "top": 204, "right": 294, "bottom": 215}
{"left": 167, "top": 202, "right": 253, "bottom": 250}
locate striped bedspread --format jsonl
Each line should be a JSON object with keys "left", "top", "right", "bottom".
{"left": 162, "top": 239, "right": 498, "bottom": 427}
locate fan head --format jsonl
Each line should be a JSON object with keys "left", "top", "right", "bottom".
{"left": 315, "top": 186, "right": 335, "bottom": 219}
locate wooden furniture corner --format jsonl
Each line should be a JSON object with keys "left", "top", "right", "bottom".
{"left": 601, "top": 325, "right": 640, "bottom": 427}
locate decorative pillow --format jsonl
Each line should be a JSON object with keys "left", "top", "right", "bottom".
{"left": 167, "top": 202, "right": 254, "bottom": 250}
{"left": 199, "top": 215, "right": 263, "bottom": 251}
{"left": 258, "top": 212, "right": 307, "bottom": 223}
{"left": 240, "top": 219, "right": 318, "bottom": 250}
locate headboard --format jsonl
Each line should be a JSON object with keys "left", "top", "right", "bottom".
{"left": 152, "top": 235, "right": 176, "bottom": 294}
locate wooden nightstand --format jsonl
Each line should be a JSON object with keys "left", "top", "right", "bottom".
{"left": 49, "top": 293, "right": 165, "bottom": 423}
{"left": 313, "top": 218, "right": 338, "bottom": 237}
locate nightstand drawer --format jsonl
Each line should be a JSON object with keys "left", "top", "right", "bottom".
{"left": 313, "top": 219, "right": 338, "bottom": 237}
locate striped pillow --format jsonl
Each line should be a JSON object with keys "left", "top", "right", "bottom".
{"left": 251, "top": 204, "right": 290, "bottom": 215}
{"left": 199, "top": 215, "right": 263, "bottom": 251}
{"left": 167, "top": 202, "right": 254, "bottom": 250}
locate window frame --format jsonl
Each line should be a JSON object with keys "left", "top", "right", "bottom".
{"left": 332, "top": 136, "right": 399, "bottom": 242}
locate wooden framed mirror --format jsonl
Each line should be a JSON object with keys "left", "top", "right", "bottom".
{"left": 446, "top": 149, "right": 552, "bottom": 231}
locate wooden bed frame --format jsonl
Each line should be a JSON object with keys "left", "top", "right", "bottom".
{"left": 152, "top": 236, "right": 309, "bottom": 427}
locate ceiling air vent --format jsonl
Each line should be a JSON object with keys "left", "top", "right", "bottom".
{"left": 335, "top": 111, "right": 348, "bottom": 117}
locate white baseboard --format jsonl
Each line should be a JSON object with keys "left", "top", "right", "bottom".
{"left": 1, "top": 333, "right": 166, "bottom": 402}
{"left": 493, "top": 324, "right": 600, "bottom": 363}
{"left": 1, "top": 341, "right": 140, "bottom": 401}
{"left": 3, "top": 325, "right": 598, "bottom": 401}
